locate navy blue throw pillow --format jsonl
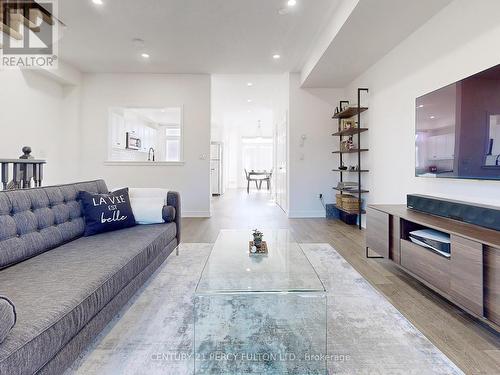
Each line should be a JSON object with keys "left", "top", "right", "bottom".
{"left": 78, "top": 188, "right": 136, "bottom": 236}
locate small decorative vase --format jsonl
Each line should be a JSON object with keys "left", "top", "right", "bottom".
{"left": 254, "top": 237, "right": 262, "bottom": 248}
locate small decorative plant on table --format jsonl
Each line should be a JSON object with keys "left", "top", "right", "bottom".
{"left": 250, "top": 229, "right": 268, "bottom": 254}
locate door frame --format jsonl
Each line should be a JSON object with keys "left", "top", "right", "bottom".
{"left": 274, "top": 111, "right": 288, "bottom": 213}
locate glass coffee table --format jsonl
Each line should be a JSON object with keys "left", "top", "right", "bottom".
{"left": 194, "top": 230, "right": 327, "bottom": 374}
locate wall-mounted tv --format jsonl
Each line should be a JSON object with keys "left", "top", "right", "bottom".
{"left": 415, "top": 64, "right": 500, "bottom": 181}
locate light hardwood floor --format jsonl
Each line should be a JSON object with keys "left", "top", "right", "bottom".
{"left": 182, "top": 189, "right": 500, "bottom": 375}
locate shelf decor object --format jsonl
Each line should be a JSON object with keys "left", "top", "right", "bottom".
{"left": 332, "top": 89, "right": 369, "bottom": 229}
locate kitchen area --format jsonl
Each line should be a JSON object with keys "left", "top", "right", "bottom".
{"left": 107, "top": 107, "right": 183, "bottom": 163}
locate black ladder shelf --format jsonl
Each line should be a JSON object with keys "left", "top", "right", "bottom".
{"left": 332, "top": 88, "right": 369, "bottom": 230}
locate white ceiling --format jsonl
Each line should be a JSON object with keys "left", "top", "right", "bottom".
{"left": 58, "top": 0, "right": 340, "bottom": 74}
{"left": 211, "top": 74, "right": 285, "bottom": 132}
{"left": 301, "top": 0, "right": 454, "bottom": 87}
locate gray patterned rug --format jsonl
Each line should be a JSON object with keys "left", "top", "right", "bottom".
{"left": 65, "top": 243, "right": 463, "bottom": 375}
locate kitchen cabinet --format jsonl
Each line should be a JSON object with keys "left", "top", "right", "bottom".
{"left": 110, "top": 111, "right": 158, "bottom": 153}
{"left": 110, "top": 112, "right": 126, "bottom": 149}
{"left": 142, "top": 127, "right": 158, "bottom": 152}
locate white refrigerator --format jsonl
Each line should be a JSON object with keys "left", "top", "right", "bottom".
{"left": 210, "top": 142, "right": 224, "bottom": 196}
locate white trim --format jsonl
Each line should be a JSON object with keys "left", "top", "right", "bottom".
{"left": 104, "top": 161, "right": 185, "bottom": 166}
{"left": 287, "top": 210, "right": 325, "bottom": 218}
{"left": 184, "top": 211, "right": 211, "bottom": 218}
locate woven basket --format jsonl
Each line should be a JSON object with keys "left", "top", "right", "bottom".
{"left": 335, "top": 194, "right": 343, "bottom": 207}
{"left": 337, "top": 194, "right": 360, "bottom": 211}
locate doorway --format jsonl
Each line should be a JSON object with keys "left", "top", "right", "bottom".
{"left": 210, "top": 75, "right": 288, "bottom": 209}
{"left": 241, "top": 136, "right": 273, "bottom": 189}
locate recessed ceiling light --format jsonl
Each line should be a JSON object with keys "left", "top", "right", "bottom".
{"left": 160, "top": 109, "right": 166, "bottom": 113}
{"left": 92, "top": 0, "right": 103, "bottom": 5}
{"left": 273, "top": 54, "right": 281, "bottom": 60}
{"left": 141, "top": 53, "right": 150, "bottom": 59}
{"left": 430, "top": 115, "right": 435, "bottom": 119}
{"left": 287, "top": 0, "right": 297, "bottom": 6}
{"left": 247, "top": 99, "right": 253, "bottom": 103}
{"left": 247, "top": 82, "right": 253, "bottom": 87}
{"left": 417, "top": 104, "right": 424, "bottom": 108}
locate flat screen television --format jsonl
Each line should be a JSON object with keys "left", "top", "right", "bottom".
{"left": 415, "top": 64, "right": 500, "bottom": 180}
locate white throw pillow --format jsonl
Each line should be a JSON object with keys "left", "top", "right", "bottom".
{"left": 129, "top": 197, "right": 165, "bottom": 224}
{"left": 128, "top": 188, "right": 169, "bottom": 202}
{"left": 114, "top": 188, "right": 170, "bottom": 225}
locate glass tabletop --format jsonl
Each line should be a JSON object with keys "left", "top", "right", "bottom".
{"left": 195, "top": 229, "right": 325, "bottom": 294}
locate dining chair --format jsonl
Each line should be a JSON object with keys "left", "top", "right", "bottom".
{"left": 244, "top": 169, "right": 260, "bottom": 193}
{"left": 260, "top": 169, "right": 273, "bottom": 190}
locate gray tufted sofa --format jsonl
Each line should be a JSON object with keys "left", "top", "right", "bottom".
{"left": 0, "top": 180, "right": 180, "bottom": 374}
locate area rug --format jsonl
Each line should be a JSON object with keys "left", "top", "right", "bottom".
{"left": 65, "top": 243, "right": 463, "bottom": 375}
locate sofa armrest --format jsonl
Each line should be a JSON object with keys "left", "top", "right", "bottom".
{"left": 167, "top": 191, "right": 181, "bottom": 243}
{"left": 162, "top": 206, "right": 176, "bottom": 223}
{"left": 0, "top": 296, "right": 16, "bottom": 344}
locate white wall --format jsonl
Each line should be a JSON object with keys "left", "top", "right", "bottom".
{"left": 79, "top": 74, "right": 211, "bottom": 217}
{"left": 288, "top": 73, "right": 344, "bottom": 217}
{"left": 345, "top": 0, "right": 500, "bottom": 208}
{"left": 0, "top": 67, "right": 81, "bottom": 185}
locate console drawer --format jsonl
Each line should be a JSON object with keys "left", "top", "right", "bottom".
{"left": 366, "top": 207, "right": 389, "bottom": 258}
{"left": 485, "top": 246, "right": 500, "bottom": 326}
{"left": 450, "top": 235, "right": 483, "bottom": 316}
{"left": 400, "top": 239, "right": 450, "bottom": 293}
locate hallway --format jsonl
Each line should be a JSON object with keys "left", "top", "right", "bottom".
{"left": 182, "top": 188, "right": 348, "bottom": 243}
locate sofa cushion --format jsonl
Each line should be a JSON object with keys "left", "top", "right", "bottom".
{"left": 0, "top": 180, "right": 108, "bottom": 269}
{"left": 78, "top": 188, "right": 136, "bottom": 236}
{"left": 0, "top": 223, "right": 176, "bottom": 375}
{"left": 0, "top": 297, "right": 16, "bottom": 344}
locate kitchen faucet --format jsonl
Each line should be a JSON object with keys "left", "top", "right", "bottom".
{"left": 148, "top": 147, "right": 155, "bottom": 162}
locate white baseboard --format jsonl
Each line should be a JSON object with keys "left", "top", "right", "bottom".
{"left": 288, "top": 210, "right": 326, "bottom": 218}
{"left": 183, "top": 211, "right": 211, "bottom": 218}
